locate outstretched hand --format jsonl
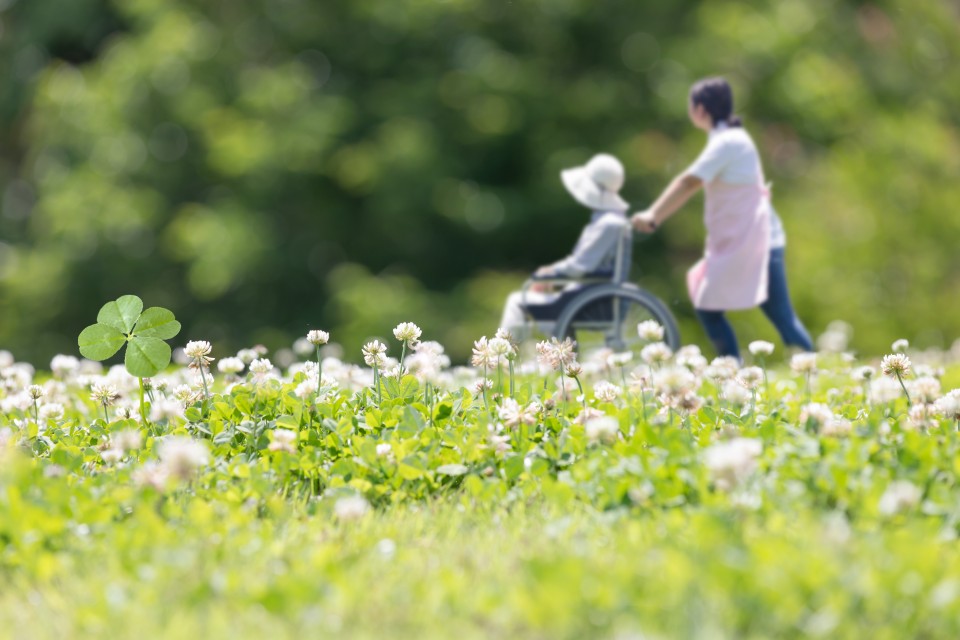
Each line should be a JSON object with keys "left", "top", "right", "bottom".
{"left": 631, "top": 210, "right": 657, "bottom": 234}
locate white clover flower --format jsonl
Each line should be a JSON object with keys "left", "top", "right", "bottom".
{"left": 628, "top": 366, "right": 653, "bottom": 393}
{"left": 307, "top": 330, "right": 330, "bottom": 346}
{"left": 184, "top": 340, "right": 212, "bottom": 360}
{"left": 132, "top": 462, "right": 169, "bottom": 491}
{"left": 637, "top": 320, "right": 665, "bottom": 342}
{"left": 706, "top": 356, "right": 740, "bottom": 381}
{"left": 593, "top": 381, "right": 622, "bottom": 403}
{"left": 0, "top": 350, "right": 14, "bottom": 368}
{"left": 915, "top": 364, "right": 942, "bottom": 379}
{"left": 218, "top": 357, "right": 245, "bottom": 375}
{"left": 392, "top": 322, "right": 422, "bottom": 346}
{"left": 817, "top": 320, "right": 853, "bottom": 354}
{"left": 907, "top": 404, "right": 938, "bottom": 431}
{"left": 488, "top": 337, "right": 513, "bottom": 359}
{"left": 27, "top": 384, "right": 44, "bottom": 401}
{"left": 535, "top": 337, "right": 577, "bottom": 371}
{"left": 362, "top": 341, "right": 388, "bottom": 368}
{"left": 891, "top": 338, "right": 910, "bottom": 353}
{"left": 157, "top": 436, "right": 209, "bottom": 481}
{"left": 736, "top": 367, "right": 764, "bottom": 390}
{"left": 821, "top": 418, "right": 853, "bottom": 437}
{"left": 50, "top": 355, "right": 80, "bottom": 378}
{"left": 676, "top": 345, "right": 702, "bottom": 360}
{"left": 790, "top": 353, "right": 818, "bottom": 374}
{"left": 881, "top": 353, "right": 911, "bottom": 378}
{"left": 607, "top": 352, "right": 633, "bottom": 368}
{"left": 295, "top": 377, "right": 320, "bottom": 399}
{"left": 334, "top": 495, "right": 371, "bottom": 521}
{"left": 249, "top": 358, "right": 274, "bottom": 376}
{"left": 184, "top": 341, "right": 214, "bottom": 370}
{"left": 675, "top": 390, "right": 704, "bottom": 414}
{"left": 101, "top": 447, "right": 124, "bottom": 465}
{"left": 748, "top": 340, "right": 775, "bottom": 356}
{"left": 471, "top": 337, "right": 495, "bottom": 369}
{"left": 640, "top": 342, "right": 672, "bottom": 365}
{"left": 268, "top": 428, "right": 298, "bottom": 453}
{"left": 172, "top": 384, "right": 201, "bottom": 405}
{"left": 115, "top": 429, "right": 143, "bottom": 452}
{"left": 90, "top": 383, "right": 120, "bottom": 406}
{"left": 564, "top": 360, "right": 583, "bottom": 378}
{"left": 573, "top": 407, "right": 605, "bottom": 425}
{"left": 292, "top": 338, "right": 314, "bottom": 356}
{"left": 237, "top": 348, "right": 259, "bottom": 364}
{"left": 473, "top": 378, "right": 494, "bottom": 394}
{"left": 115, "top": 406, "right": 138, "bottom": 420}
{"left": 908, "top": 376, "right": 941, "bottom": 405}
{"left": 934, "top": 390, "right": 960, "bottom": 421}
{"left": 703, "top": 438, "right": 762, "bottom": 492}
{"left": 150, "top": 398, "right": 183, "bottom": 422}
{"left": 878, "top": 480, "right": 921, "bottom": 516}
{"left": 676, "top": 352, "right": 708, "bottom": 375}
{"left": 653, "top": 366, "right": 697, "bottom": 397}
{"left": 721, "top": 380, "right": 752, "bottom": 407}
{"left": 800, "top": 403, "right": 834, "bottom": 430}
{"left": 584, "top": 416, "right": 620, "bottom": 444}
{"left": 376, "top": 443, "right": 393, "bottom": 458}
{"left": 851, "top": 366, "right": 876, "bottom": 382}
{"left": 38, "top": 403, "right": 65, "bottom": 423}
{"left": 868, "top": 377, "right": 902, "bottom": 405}
{"left": 498, "top": 398, "right": 526, "bottom": 429}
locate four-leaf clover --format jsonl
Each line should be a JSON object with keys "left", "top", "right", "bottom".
{"left": 78, "top": 295, "right": 181, "bottom": 378}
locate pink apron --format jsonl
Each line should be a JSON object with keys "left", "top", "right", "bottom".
{"left": 686, "top": 181, "right": 771, "bottom": 311}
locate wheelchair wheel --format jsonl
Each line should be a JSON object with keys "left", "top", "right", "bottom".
{"left": 552, "top": 284, "right": 681, "bottom": 354}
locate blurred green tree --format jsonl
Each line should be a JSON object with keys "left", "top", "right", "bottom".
{"left": 0, "top": 0, "right": 958, "bottom": 364}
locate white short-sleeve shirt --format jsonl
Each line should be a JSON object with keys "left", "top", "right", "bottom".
{"left": 686, "top": 123, "right": 786, "bottom": 248}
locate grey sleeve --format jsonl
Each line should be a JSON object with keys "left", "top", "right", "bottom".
{"left": 551, "top": 219, "right": 625, "bottom": 277}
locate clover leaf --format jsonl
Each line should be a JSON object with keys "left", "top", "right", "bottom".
{"left": 78, "top": 295, "right": 181, "bottom": 378}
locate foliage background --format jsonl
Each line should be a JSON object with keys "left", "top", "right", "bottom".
{"left": 0, "top": 0, "right": 958, "bottom": 363}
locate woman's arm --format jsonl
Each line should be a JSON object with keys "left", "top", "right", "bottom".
{"left": 632, "top": 173, "right": 703, "bottom": 232}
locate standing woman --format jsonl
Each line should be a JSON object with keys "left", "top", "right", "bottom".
{"left": 631, "top": 77, "right": 813, "bottom": 359}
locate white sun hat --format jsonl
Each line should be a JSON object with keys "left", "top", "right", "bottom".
{"left": 560, "top": 153, "right": 629, "bottom": 212}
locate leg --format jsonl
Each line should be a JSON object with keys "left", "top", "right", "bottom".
{"left": 500, "top": 291, "right": 528, "bottom": 332}
{"left": 695, "top": 308, "right": 741, "bottom": 360}
{"left": 499, "top": 290, "right": 559, "bottom": 341}
{"left": 759, "top": 248, "right": 814, "bottom": 351}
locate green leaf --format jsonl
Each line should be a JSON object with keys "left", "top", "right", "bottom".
{"left": 97, "top": 295, "right": 143, "bottom": 334}
{"left": 134, "top": 307, "right": 181, "bottom": 339}
{"left": 276, "top": 415, "right": 299, "bottom": 430}
{"left": 78, "top": 323, "right": 126, "bottom": 361}
{"left": 124, "top": 336, "right": 172, "bottom": 378}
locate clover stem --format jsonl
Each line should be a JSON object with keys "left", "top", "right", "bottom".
{"left": 895, "top": 371, "right": 911, "bottom": 406}
{"left": 508, "top": 359, "right": 515, "bottom": 398}
{"left": 482, "top": 363, "right": 490, "bottom": 418}
{"left": 197, "top": 362, "right": 210, "bottom": 418}
{"left": 139, "top": 377, "right": 148, "bottom": 428}
{"left": 497, "top": 357, "right": 503, "bottom": 400}
{"left": 572, "top": 375, "right": 586, "bottom": 410}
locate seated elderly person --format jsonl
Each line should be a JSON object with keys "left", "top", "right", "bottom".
{"left": 500, "top": 153, "right": 632, "bottom": 339}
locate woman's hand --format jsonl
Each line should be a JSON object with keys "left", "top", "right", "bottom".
{"left": 531, "top": 266, "right": 555, "bottom": 292}
{"left": 631, "top": 210, "right": 657, "bottom": 233}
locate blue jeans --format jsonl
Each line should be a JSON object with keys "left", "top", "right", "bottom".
{"left": 695, "top": 248, "right": 813, "bottom": 360}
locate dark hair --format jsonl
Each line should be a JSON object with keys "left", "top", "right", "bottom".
{"left": 689, "top": 77, "right": 742, "bottom": 128}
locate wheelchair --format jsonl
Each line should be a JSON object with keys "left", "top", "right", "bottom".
{"left": 518, "top": 225, "right": 681, "bottom": 353}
